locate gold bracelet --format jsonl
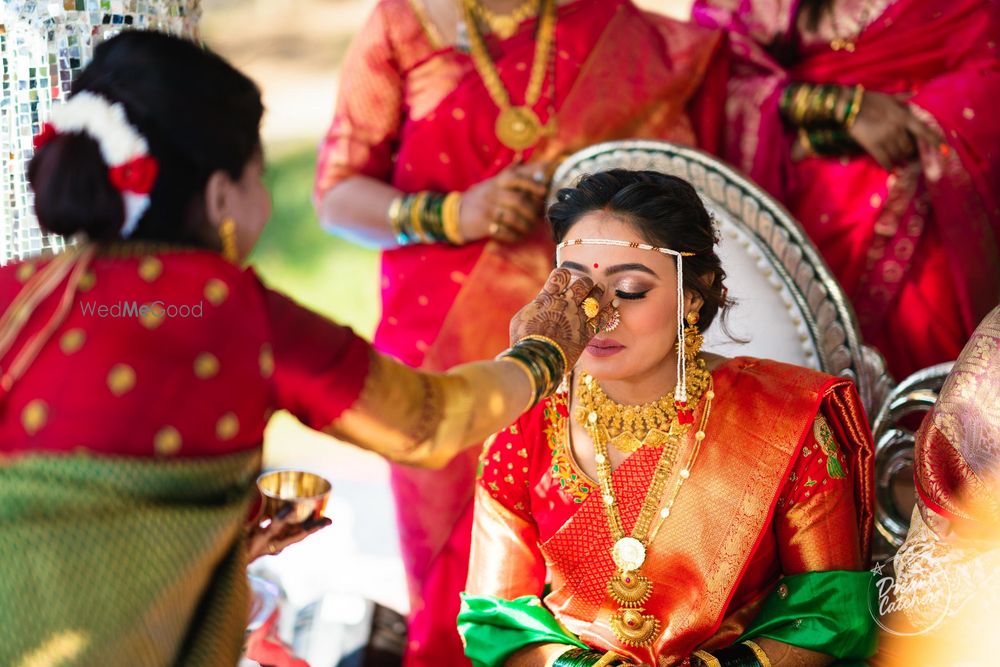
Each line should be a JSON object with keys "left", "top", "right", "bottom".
{"left": 516, "top": 334, "right": 569, "bottom": 376}
{"left": 844, "top": 85, "right": 865, "bottom": 129}
{"left": 442, "top": 191, "right": 464, "bottom": 245}
{"left": 593, "top": 650, "right": 624, "bottom": 667}
{"left": 742, "top": 641, "right": 772, "bottom": 667}
{"left": 692, "top": 650, "right": 722, "bottom": 667}
{"left": 388, "top": 196, "right": 405, "bottom": 237}
{"left": 791, "top": 84, "right": 813, "bottom": 126}
{"left": 410, "top": 192, "right": 428, "bottom": 242}
{"left": 498, "top": 356, "right": 539, "bottom": 412}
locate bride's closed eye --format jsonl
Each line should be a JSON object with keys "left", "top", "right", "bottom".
{"left": 614, "top": 288, "right": 650, "bottom": 300}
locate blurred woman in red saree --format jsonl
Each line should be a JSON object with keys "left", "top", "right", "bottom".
{"left": 459, "top": 171, "right": 877, "bottom": 667}
{"left": 693, "top": 0, "right": 1000, "bottom": 380}
{"left": 315, "top": 1, "right": 729, "bottom": 662}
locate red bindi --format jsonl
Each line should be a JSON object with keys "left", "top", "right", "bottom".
{"left": 593, "top": 263, "right": 599, "bottom": 269}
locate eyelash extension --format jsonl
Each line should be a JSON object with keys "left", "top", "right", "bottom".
{"left": 614, "top": 289, "right": 650, "bottom": 300}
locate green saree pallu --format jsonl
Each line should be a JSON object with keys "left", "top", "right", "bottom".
{"left": 459, "top": 571, "right": 878, "bottom": 667}
{"left": 0, "top": 450, "right": 260, "bottom": 667}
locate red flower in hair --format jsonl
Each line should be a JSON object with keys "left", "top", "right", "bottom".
{"left": 108, "top": 155, "right": 159, "bottom": 195}
{"left": 33, "top": 123, "right": 57, "bottom": 150}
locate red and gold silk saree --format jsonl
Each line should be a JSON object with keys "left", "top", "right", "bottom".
{"left": 462, "top": 358, "right": 877, "bottom": 666}
{"left": 694, "top": 0, "right": 1000, "bottom": 380}
{"left": 316, "top": 1, "right": 728, "bottom": 662}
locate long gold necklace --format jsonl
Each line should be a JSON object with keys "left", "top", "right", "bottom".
{"left": 460, "top": 0, "right": 556, "bottom": 153}
{"left": 574, "top": 358, "right": 710, "bottom": 454}
{"left": 584, "top": 374, "right": 714, "bottom": 648}
{"left": 470, "top": 0, "right": 540, "bottom": 40}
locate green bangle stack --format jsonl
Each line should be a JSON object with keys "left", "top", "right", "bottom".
{"left": 389, "top": 191, "right": 463, "bottom": 245}
{"left": 691, "top": 640, "right": 770, "bottom": 667}
{"left": 497, "top": 335, "right": 568, "bottom": 407}
{"left": 553, "top": 648, "right": 628, "bottom": 667}
{"left": 779, "top": 82, "right": 865, "bottom": 157}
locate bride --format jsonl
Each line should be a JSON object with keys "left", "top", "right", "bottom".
{"left": 459, "top": 170, "right": 878, "bottom": 667}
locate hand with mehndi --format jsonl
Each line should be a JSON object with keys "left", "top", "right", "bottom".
{"left": 509, "top": 268, "right": 612, "bottom": 368}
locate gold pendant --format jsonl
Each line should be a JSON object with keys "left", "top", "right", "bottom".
{"left": 492, "top": 17, "right": 517, "bottom": 40}
{"left": 611, "top": 536, "right": 646, "bottom": 572}
{"left": 496, "top": 106, "right": 542, "bottom": 151}
{"left": 610, "top": 607, "right": 660, "bottom": 647}
{"left": 608, "top": 570, "right": 652, "bottom": 607}
{"left": 610, "top": 428, "right": 673, "bottom": 453}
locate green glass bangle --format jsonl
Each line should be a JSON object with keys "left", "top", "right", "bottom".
{"left": 421, "top": 193, "right": 447, "bottom": 243}
{"left": 691, "top": 643, "right": 762, "bottom": 667}
{"left": 393, "top": 194, "right": 420, "bottom": 245}
{"left": 394, "top": 191, "right": 454, "bottom": 245}
{"left": 513, "top": 338, "right": 565, "bottom": 395}
{"left": 498, "top": 348, "right": 548, "bottom": 405}
{"left": 552, "top": 648, "right": 602, "bottom": 667}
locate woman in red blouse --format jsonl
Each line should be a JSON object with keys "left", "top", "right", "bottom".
{"left": 0, "top": 32, "right": 604, "bottom": 667}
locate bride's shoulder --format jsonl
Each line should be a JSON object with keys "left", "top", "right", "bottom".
{"left": 711, "top": 355, "right": 842, "bottom": 395}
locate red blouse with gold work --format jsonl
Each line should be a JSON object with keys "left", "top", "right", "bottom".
{"left": 0, "top": 245, "right": 370, "bottom": 459}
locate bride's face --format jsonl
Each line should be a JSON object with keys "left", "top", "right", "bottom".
{"left": 560, "top": 211, "right": 697, "bottom": 383}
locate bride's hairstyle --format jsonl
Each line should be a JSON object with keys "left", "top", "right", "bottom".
{"left": 28, "top": 31, "right": 263, "bottom": 244}
{"left": 547, "top": 169, "right": 732, "bottom": 332}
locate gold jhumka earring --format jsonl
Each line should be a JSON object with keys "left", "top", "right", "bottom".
{"left": 219, "top": 218, "right": 239, "bottom": 264}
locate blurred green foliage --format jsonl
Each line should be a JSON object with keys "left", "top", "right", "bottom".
{"left": 250, "top": 143, "right": 380, "bottom": 338}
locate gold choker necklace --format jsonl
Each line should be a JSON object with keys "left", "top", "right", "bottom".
{"left": 572, "top": 357, "right": 711, "bottom": 453}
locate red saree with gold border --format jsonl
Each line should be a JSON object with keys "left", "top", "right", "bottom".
{"left": 466, "top": 358, "right": 874, "bottom": 665}
{"left": 315, "top": 2, "right": 728, "bottom": 662}
{"left": 694, "top": 0, "right": 1000, "bottom": 380}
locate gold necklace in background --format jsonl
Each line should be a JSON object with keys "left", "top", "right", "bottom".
{"left": 829, "top": 0, "right": 875, "bottom": 52}
{"left": 460, "top": 0, "right": 556, "bottom": 153}
{"left": 471, "top": 0, "right": 540, "bottom": 40}
{"left": 586, "top": 375, "right": 715, "bottom": 647}
{"left": 573, "top": 358, "right": 711, "bottom": 454}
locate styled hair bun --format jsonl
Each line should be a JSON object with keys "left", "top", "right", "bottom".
{"left": 28, "top": 132, "right": 125, "bottom": 240}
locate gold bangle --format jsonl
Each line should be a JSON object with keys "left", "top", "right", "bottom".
{"left": 498, "top": 355, "right": 538, "bottom": 412}
{"left": 791, "top": 84, "right": 812, "bottom": 126}
{"left": 388, "top": 196, "right": 405, "bottom": 237}
{"left": 516, "top": 334, "right": 569, "bottom": 376}
{"left": 742, "top": 641, "right": 772, "bottom": 667}
{"left": 410, "top": 192, "right": 427, "bottom": 242}
{"left": 845, "top": 85, "right": 865, "bottom": 129}
{"left": 442, "top": 191, "right": 464, "bottom": 245}
{"left": 593, "top": 650, "right": 624, "bottom": 667}
{"left": 692, "top": 650, "right": 722, "bottom": 667}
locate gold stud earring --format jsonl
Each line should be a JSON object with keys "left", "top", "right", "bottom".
{"left": 219, "top": 218, "right": 239, "bottom": 264}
